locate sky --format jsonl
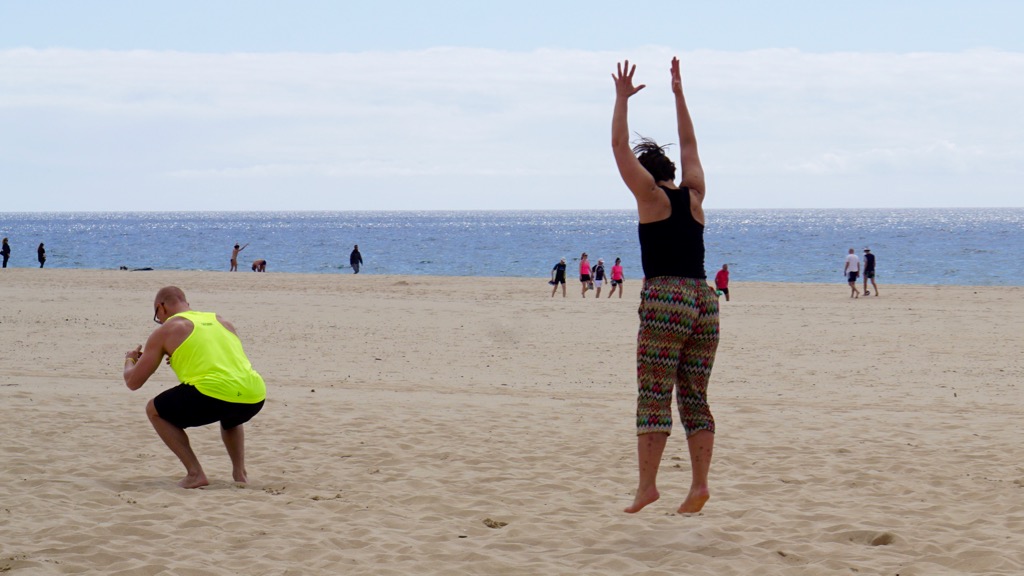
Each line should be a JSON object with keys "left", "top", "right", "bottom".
{"left": 1, "top": 0, "right": 1022, "bottom": 211}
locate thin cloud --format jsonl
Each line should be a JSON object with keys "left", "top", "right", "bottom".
{"left": 1, "top": 47, "right": 1022, "bottom": 210}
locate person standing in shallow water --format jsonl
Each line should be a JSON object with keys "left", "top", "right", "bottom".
{"left": 37, "top": 243, "right": 46, "bottom": 268}
{"left": 230, "top": 243, "right": 248, "bottom": 271}
{"left": 1, "top": 238, "right": 10, "bottom": 268}
{"left": 612, "top": 57, "right": 719, "bottom": 515}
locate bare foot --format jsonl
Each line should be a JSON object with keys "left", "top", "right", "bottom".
{"left": 178, "top": 472, "right": 209, "bottom": 489}
{"left": 677, "top": 487, "right": 710, "bottom": 514}
{"left": 624, "top": 486, "right": 660, "bottom": 513}
{"left": 232, "top": 469, "right": 248, "bottom": 484}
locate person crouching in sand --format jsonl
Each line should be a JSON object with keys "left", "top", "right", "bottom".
{"left": 123, "top": 286, "right": 266, "bottom": 488}
{"left": 612, "top": 57, "right": 719, "bottom": 514}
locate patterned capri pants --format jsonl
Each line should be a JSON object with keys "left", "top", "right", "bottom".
{"left": 636, "top": 276, "right": 720, "bottom": 437}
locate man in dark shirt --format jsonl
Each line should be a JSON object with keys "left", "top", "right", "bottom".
{"left": 350, "top": 245, "right": 363, "bottom": 274}
{"left": 862, "top": 248, "right": 879, "bottom": 296}
{"left": 550, "top": 258, "right": 567, "bottom": 298}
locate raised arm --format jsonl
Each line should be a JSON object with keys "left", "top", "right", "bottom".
{"left": 611, "top": 61, "right": 661, "bottom": 206}
{"left": 671, "top": 57, "right": 705, "bottom": 199}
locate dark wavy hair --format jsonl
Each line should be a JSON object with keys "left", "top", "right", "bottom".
{"left": 632, "top": 136, "right": 676, "bottom": 183}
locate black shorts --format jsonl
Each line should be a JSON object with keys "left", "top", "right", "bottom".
{"left": 611, "top": 279, "right": 622, "bottom": 286}
{"left": 580, "top": 274, "right": 591, "bottom": 283}
{"left": 864, "top": 270, "right": 875, "bottom": 279}
{"left": 553, "top": 273, "right": 566, "bottom": 284}
{"left": 847, "top": 272, "right": 859, "bottom": 283}
{"left": 154, "top": 384, "right": 264, "bottom": 430}
{"left": 717, "top": 287, "right": 729, "bottom": 296}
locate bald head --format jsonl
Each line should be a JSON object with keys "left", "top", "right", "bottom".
{"left": 155, "top": 286, "right": 188, "bottom": 306}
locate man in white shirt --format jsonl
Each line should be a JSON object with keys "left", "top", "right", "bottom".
{"left": 843, "top": 248, "right": 861, "bottom": 299}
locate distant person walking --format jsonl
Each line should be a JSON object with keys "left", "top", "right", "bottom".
{"left": 862, "top": 248, "right": 879, "bottom": 296}
{"left": 593, "top": 259, "right": 607, "bottom": 298}
{"left": 579, "top": 252, "right": 592, "bottom": 298}
{"left": 349, "top": 245, "right": 363, "bottom": 274}
{"left": 550, "top": 258, "right": 567, "bottom": 297}
{"left": 251, "top": 259, "right": 267, "bottom": 272}
{"left": 1, "top": 238, "right": 10, "bottom": 268}
{"left": 230, "top": 243, "right": 249, "bottom": 272}
{"left": 37, "top": 243, "right": 45, "bottom": 268}
{"left": 607, "top": 257, "right": 624, "bottom": 298}
{"left": 714, "top": 264, "right": 730, "bottom": 302}
{"left": 844, "top": 248, "right": 861, "bottom": 298}
{"left": 612, "top": 57, "right": 719, "bottom": 515}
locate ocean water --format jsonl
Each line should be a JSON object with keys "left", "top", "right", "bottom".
{"left": 0, "top": 208, "right": 1021, "bottom": 286}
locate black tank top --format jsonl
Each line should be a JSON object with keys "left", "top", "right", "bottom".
{"left": 638, "top": 186, "right": 706, "bottom": 279}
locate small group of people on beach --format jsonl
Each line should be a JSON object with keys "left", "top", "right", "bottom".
{"left": 119, "top": 56, "right": 719, "bottom": 520}
{"left": 843, "top": 247, "right": 880, "bottom": 298}
{"left": 551, "top": 254, "right": 625, "bottom": 298}
{"left": 229, "top": 243, "right": 267, "bottom": 272}
{"left": 0, "top": 238, "right": 47, "bottom": 269}
{"left": 229, "top": 243, "right": 362, "bottom": 274}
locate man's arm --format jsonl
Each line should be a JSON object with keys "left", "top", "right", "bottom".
{"left": 124, "top": 329, "right": 166, "bottom": 391}
{"left": 671, "top": 57, "right": 706, "bottom": 201}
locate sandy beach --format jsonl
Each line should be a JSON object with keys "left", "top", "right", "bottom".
{"left": 1, "top": 269, "right": 1021, "bottom": 575}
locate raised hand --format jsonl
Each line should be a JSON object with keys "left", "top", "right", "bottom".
{"left": 670, "top": 56, "right": 683, "bottom": 96}
{"left": 612, "top": 60, "right": 646, "bottom": 98}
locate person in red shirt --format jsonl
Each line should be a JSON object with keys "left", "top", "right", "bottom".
{"left": 714, "top": 264, "right": 729, "bottom": 302}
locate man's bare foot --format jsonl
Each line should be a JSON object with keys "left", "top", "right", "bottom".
{"left": 624, "top": 486, "right": 659, "bottom": 513}
{"left": 232, "top": 470, "right": 248, "bottom": 484}
{"left": 177, "top": 472, "right": 209, "bottom": 489}
{"left": 677, "top": 487, "right": 710, "bottom": 514}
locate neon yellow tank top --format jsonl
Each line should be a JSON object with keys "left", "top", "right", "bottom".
{"left": 168, "top": 311, "right": 266, "bottom": 404}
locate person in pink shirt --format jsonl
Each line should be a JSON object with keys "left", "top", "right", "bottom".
{"left": 579, "top": 252, "right": 592, "bottom": 298}
{"left": 607, "top": 257, "right": 625, "bottom": 298}
{"left": 714, "top": 264, "right": 729, "bottom": 301}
